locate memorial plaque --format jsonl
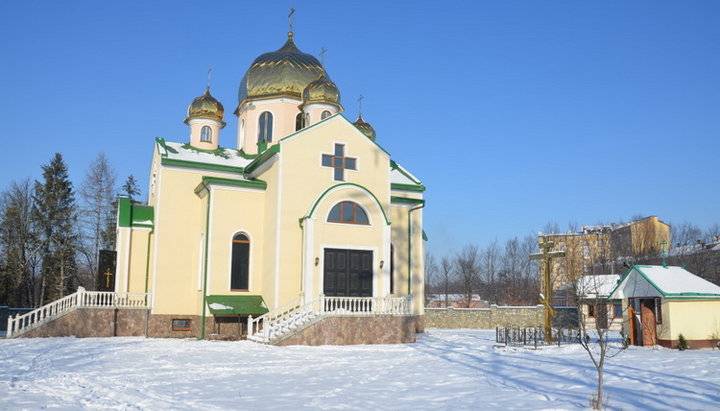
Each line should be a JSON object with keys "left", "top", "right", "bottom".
{"left": 98, "top": 249, "right": 117, "bottom": 291}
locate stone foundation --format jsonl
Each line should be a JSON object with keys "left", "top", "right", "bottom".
{"left": 19, "top": 308, "right": 149, "bottom": 338}
{"left": 276, "top": 315, "right": 421, "bottom": 346}
{"left": 424, "top": 305, "right": 544, "bottom": 329}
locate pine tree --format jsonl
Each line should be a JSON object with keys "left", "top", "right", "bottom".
{"left": 79, "top": 153, "right": 116, "bottom": 287}
{"left": 32, "top": 153, "right": 80, "bottom": 302}
{"left": 122, "top": 175, "right": 141, "bottom": 202}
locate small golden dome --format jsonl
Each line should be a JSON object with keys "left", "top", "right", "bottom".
{"left": 238, "top": 32, "right": 326, "bottom": 104}
{"left": 302, "top": 74, "right": 341, "bottom": 107}
{"left": 353, "top": 114, "right": 376, "bottom": 141}
{"left": 186, "top": 88, "right": 225, "bottom": 124}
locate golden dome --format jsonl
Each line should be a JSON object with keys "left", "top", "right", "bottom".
{"left": 238, "top": 32, "right": 326, "bottom": 104}
{"left": 185, "top": 88, "right": 225, "bottom": 125}
{"left": 353, "top": 114, "right": 376, "bottom": 141}
{"left": 302, "top": 74, "right": 341, "bottom": 107}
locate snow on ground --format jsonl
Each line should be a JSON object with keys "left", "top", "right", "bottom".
{"left": 1, "top": 329, "right": 719, "bottom": 410}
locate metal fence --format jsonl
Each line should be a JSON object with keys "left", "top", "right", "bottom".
{"left": 495, "top": 326, "right": 582, "bottom": 348}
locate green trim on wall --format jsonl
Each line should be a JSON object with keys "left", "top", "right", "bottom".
{"left": 391, "top": 196, "right": 425, "bottom": 206}
{"left": 180, "top": 143, "right": 232, "bottom": 159}
{"left": 244, "top": 144, "right": 280, "bottom": 174}
{"left": 237, "top": 149, "right": 259, "bottom": 159}
{"left": 391, "top": 183, "right": 426, "bottom": 193}
{"left": 118, "top": 197, "right": 132, "bottom": 227}
{"left": 117, "top": 197, "right": 154, "bottom": 228}
{"left": 201, "top": 176, "right": 267, "bottom": 191}
{"left": 302, "top": 182, "right": 391, "bottom": 226}
{"left": 160, "top": 158, "right": 245, "bottom": 174}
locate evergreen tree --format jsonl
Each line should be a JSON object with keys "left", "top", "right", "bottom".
{"left": 79, "top": 153, "right": 116, "bottom": 286}
{"left": 32, "top": 153, "right": 80, "bottom": 302}
{"left": 122, "top": 175, "right": 141, "bottom": 202}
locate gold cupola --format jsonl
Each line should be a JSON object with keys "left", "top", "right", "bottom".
{"left": 237, "top": 32, "right": 326, "bottom": 104}
{"left": 302, "top": 74, "right": 341, "bottom": 108}
{"left": 353, "top": 114, "right": 376, "bottom": 141}
{"left": 185, "top": 88, "right": 225, "bottom": 126}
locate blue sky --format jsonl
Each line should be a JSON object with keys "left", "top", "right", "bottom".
{"left": 1, "top": 1, "right": 718, "bottom": 256}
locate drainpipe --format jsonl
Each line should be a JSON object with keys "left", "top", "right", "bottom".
{"left": 144, "top": 230, "right": 153, "bottom": 293}
{"left": 199, "top": 184, "right": 212, "bottom": 340}
{"left": 407, "top": 201, "right": 425, "bottom": 295}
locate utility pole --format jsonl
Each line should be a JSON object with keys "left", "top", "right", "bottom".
{"left": 530, "top": 236, "right": 565, "bottom": 342}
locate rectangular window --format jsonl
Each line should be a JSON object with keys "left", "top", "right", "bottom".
{"left": 587, "top": 303, "right": 595, "bottom": 318}
{"left": 654, "top": 298, "right": 662, "bottom": 324}
{"left": 345, "top": 158, "right": 357, "bottom": 170}
{"left": 172, "top": 319, "right": 192, "bottom": 331}
{"left": 613, "top": 302, "right": 623, "bottom": 318}
{"left": 334, "top": 144, "right": 344, "bottom": 157}
{"left": 334, "top": 167, "right": 344, "bottom": 181}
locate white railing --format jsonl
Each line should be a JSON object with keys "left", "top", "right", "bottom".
{"left": 247, "top": 294, "right": 413, "bottom": 343}
{"left": 5, "top": 287, "right": 151, "bottom": 338}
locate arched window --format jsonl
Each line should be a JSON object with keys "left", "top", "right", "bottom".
{"left": 258, "top": 111, "right": 273, "bottom": 143}
{"left": 327, "top": 201, "right": 369, "bottom": 225}
{"left": 200, "top": 126, "right": 212, "bottom": 143}
{"left": 295, "top": 112, "right": 304, "bottom": 131}
{"left": 321, "top": 110, "right": 332, "bottom": 120}
{"left": 231, "top": 233, "right": 250, "bottom": 290}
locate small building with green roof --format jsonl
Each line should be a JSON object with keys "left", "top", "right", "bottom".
{"left": 609, "top": 265, "right": 720, "bottom": 348}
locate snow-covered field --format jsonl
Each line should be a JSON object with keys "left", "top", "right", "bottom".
{"left": 1, "top": 329, "right": 719, "bottom": 410}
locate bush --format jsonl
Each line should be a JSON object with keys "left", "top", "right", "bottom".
{"left": 678, "top": 334, "right": 688, "bottom": 351}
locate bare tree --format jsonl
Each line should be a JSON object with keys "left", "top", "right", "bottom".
{"left": 455, "top": 244, "right": 480, "bottom": 308}
{"left": 575, "top": 245, "right": 628, "bottom": 409}
{"left": 424, "top": 251, "right": 438, "bottom": 306}
{"left": 0, "top": 180, "right": 41, "bottom": 306}
{"left": 439, "top": 256, "right": 454, "bottom": 307}
{"left": 79, "top": 153, "right": 116, "bottom": 289}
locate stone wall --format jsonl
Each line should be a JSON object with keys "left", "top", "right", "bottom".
{"left": 424, "top": 305, "right": 544, "bottom": 329}
{"left": 20, "top": 308, "right": 149, "bottom": 338}
{"left": 276, "top": 315, "right": 421, "bottom": 346}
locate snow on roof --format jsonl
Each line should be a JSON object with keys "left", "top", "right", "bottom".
{"left": 158, "top": 140, "right": 253, "bottom": 169}
{"left": 390, "top": 162, "right": 421, "bottom": 185}
{"left": 577, "top": 275, "right": 621, "bottom": 299}
{"left": 610, "top": 265, "right": 720, "bottom": 299}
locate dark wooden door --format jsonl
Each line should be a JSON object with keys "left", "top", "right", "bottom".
{"left": 323, "top": 249, "right": 373, "bottom": 297}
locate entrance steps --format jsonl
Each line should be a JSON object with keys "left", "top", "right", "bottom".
{"left": 5, "top": 287, "right": 151, "bottom": 338}
{"left": 247, "top": 295, "right": 412, "bottom": 345}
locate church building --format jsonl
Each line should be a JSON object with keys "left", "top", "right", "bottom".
{"left": 113, "top": 30, "right": 427, "bottom": 343}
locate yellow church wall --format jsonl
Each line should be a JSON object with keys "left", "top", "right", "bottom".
{"left": 258, "top": 160, "right": 282, "bottom": 309}
{"left": 269, "top": 116, "right": 400, "bottom": 309}
{"left": 149, "top": 162, "right": 249, "bottom": 315}
{"left": 127, "top": 228, "right": 151, "bottom": 293}
{"left": 665, "top": 300, "right": 720, "bottom": 341}
{"left": 389, "top": 203, "right": 425, "bottom": 314}
{"left": 206, "top": 186, "right": 266, "bottom": 296}
{"left": 310, "top": 187, "right": 387, "bottom": 298}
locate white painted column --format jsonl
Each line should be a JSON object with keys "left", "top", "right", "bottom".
{"left": 303, "top": 218, "right": 315, "bottom": 304}
{"left": 382, "top": 223, "right": 392, "bottom": 296}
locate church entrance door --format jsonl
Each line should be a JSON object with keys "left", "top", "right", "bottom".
{"left": 323, "top": 249, "right": 373, "bottom": 297}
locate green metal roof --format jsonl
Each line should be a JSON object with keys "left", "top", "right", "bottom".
{"left": 205, "top": 295, "right": 269, "bottom": 316}
{"left": 118, "top": 197, "right": 154, "bottom": 228}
